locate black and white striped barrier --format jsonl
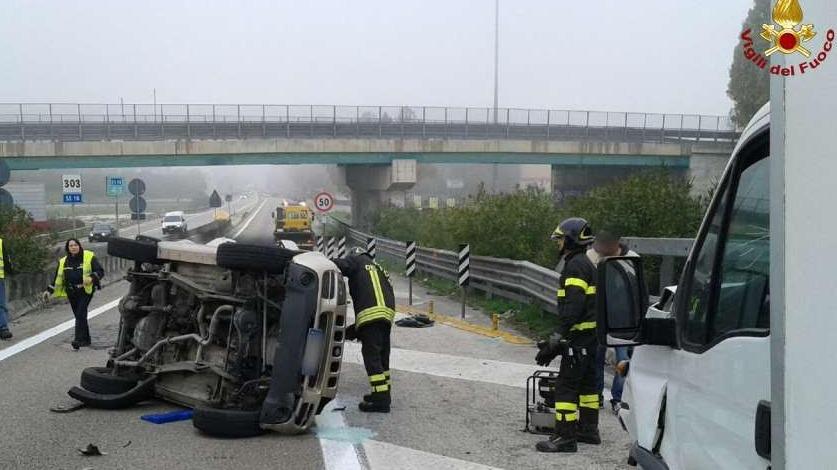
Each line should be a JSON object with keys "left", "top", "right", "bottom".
{"left": 316, "top": 235, "right": 324, "bottom": 253}
{"left": 458, "top": 244, "right": 470, "bottom": 286}
{"left": 406, "top": 240, "right": 417, "bottom": 305}
{"left": 337, "top": 236, "right": 346, "bottom": 258}
{"left": 366, "top": 237, "right": 377, "bottom": 259}
{"left": 458, "top": 243, "right": 470, "bottom": 319}
{"left": 326, "top": 237, "right": 335, "bottom": 258}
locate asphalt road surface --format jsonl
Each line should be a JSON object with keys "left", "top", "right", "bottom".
{"left": 0, "top": 198, "right": 632, "bottom": 470}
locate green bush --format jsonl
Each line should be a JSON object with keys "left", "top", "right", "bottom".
{"left": 373, "top": 170, "right": 704, "bottom": 271}
{"left": 0, "top": 206, "right": 50, "bottom": 273}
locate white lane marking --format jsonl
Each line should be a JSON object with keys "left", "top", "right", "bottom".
{"left": 232, "top": 199, "right": 269, "bottom": 239}
{"left": 0, "top": 298, "right": 122, "bottom": 362}
{"left": 316, "top": 400, "right": 365, "bottom": 470}
{"left": 362, "top": 440, "right": 501, "bottom": 470}
{"left": 342, "top": 342, "right": 536, "bottom": 389}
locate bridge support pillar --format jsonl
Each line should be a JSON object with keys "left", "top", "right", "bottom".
{"left": 689, "top": 143, "right": 733, "bottom": 197}
{"left": 343, "top": 159, "right": 416, "bottom": 229}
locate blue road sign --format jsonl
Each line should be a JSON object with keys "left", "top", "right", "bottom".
{"left": 107, "top": 176, "right": 124, "bottom": 196}
{"left": 63, "top": 193, "right": 83, "bottom": 204}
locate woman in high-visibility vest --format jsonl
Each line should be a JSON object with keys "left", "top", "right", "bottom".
{"left": 46, "top": 238, "right": 105, "bottom": 350}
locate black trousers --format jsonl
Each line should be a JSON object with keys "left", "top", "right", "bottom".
{"left": 67, "top": 291, "right": 93, "bottom": 343}
{"left": 356, "top": 321, "right": 391, "bottom": 390}
{"left": 553, "top": 333, "right": 599, "bottom": 437}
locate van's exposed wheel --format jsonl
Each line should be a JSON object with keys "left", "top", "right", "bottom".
{"left": 192, "top": 406, "right": 264, "bottom": 438}
{"left": 216, "top": 243, "right": 298, "bottom": 274}
{"left": 80, "top": 367, "right": 139, "bottom": 395}
{"left": 107, "top": 237, "right": 159, "bottom": 263}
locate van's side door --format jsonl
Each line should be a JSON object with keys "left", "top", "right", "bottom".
{"left": 661, "top": 131, "right": 771, "bottom": 469}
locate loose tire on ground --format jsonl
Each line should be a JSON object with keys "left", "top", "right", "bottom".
{"left": 192, "top": 406, "right": 264, "bottom": 438}
{"left": 216, "top": 242, "right": 297, "bottom": 274}
{"left": 80, "top": 367, "right": 139, "bottom": 395}
{"left": 107, "top": 237, "right": 159, "bottom": 263}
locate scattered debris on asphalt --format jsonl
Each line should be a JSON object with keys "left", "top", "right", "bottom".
{"left": 122, "top": 441, "right": 132, "bottom": 448}
{"left": 395, "top": 314, "right": 435, "bottom": 328}
{"left": 49, "top": 399, "right": 85, "bottom": 413}
{"left": 331, "top": 406, "right": 347, "bottom": 412}
{"left": 140, "top": 409, "right": 194, "bottom": 424}
{"left": 77, "top": 444, "right": 106, "bottom": 456}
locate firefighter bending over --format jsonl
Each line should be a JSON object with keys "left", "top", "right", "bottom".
{"left": 333, "top": 247, "right": 395, "bottom": 413}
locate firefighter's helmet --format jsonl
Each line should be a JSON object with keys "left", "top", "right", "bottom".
{"left": 550, "top": 217, "right": 594, "bottom": 246}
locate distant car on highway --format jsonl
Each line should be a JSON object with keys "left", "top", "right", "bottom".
{"left": 88, "top": 222, "right": 117, "bottom": 242}
{"left": 161, "top": 211, "right": 188, "bottom": 235}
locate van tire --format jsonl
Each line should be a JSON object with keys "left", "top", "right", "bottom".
{"left": 192, "top": 406, "right": 264, "bottom": 438}
{"left": 107, "top": 237, "right": 159, "bottom": 263}
{"left": 216, "top": 243, "right": 297, "bottom": 274}
{"left": 80, "top": 367, "right": 139, "bottom": 395}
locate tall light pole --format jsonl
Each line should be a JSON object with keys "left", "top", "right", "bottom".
{"left": 493, "top": 0, "right": 499, "bottom": 123}
{"left": 492, "top": 0, "right": 500, "bottom": 193}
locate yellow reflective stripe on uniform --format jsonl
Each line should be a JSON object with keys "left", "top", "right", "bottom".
{"left": 555, "top": 402, "right": 578, "bottom": 411}
{"left": 579, "top": 394, "right": 599, "bottom": 409}
{"left": 555, "top": 412, "right": 579, "bottom": 422}
{"left": 564, "top": 277, "right": 589, "bottom": 291}
{"left": 0, "top": 238, "right": 5, "bottom": 279}
{"left": 569, "top": 321, "right": 597, "bottom": 332}
{"left": 367, "top": 266, "right": 386, "bottom": 307}
{"left": 556, "top": 289, "right": 566, "bottom": 298}
{"left": 369, "top": 373, "right": 387, "bottom": 383}
{"left": 586, "top": 286, "right": 596, "bottom": 295}
{"left": 373, "top": 384, "right": 390, "bottom": 392}
{"left": 356, "top": 306, "right": 396, "bottom": 326}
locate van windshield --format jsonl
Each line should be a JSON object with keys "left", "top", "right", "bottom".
{"left": 164, "top": 216, "right": 182, "bottom": 222}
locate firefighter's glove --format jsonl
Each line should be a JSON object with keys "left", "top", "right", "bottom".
{"left": 345, "top": 324, "right": 358, "bottom": 341}
{"left": 535, "top": 333, "right": 567, "bottom": 367}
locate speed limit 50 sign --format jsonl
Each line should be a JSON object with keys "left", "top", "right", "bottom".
{"left": 314, "top": 192, "right": 335, "bottom": 213}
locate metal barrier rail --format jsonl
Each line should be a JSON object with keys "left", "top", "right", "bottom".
{"left": 344, "top": 225, "right": 694, "bottom": 315}
{"left": 0, "top": 103, "right": 738, "bottom": 145}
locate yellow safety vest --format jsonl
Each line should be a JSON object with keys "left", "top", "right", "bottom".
{"left": 0, "top": 238, "right": 5, "bottom": 279}
{"left": 53, "top": 251, "right": 95, "bottom": 298}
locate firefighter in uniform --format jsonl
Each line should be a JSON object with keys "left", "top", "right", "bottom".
{"left": 333, "top": 247, "right": 396, "bottom": 413}
{"left": 535, "top": 217, "right": 600, "bottom": 453}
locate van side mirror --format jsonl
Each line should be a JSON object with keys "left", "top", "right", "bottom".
{"left": 596, "top": 256, "right": 648, "bottom": 347}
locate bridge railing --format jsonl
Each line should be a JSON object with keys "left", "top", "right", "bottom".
{"left": 0, "top": 103, "right": 738, "bottom": 144}
{"left": 342, "top": 224, "right": 693, "bottom": 315}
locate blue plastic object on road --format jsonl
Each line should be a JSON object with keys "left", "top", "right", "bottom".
{"left": 140, "top": 409, "right": 194, "bottom": 424}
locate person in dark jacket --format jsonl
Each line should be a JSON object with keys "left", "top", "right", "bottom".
{"left": 46, "top": 238, "right": 104, "bottom": 350}
{"left": 535, "top": 217, "right": 600, "bottom": 453}
{"left": 0, "top": 237, "right": 16, "bottom": 340}
{"left": 333, "top": 247, "right": 396, "bottom": 413}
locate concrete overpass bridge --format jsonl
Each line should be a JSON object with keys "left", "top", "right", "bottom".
{"left": 0, "top": 103, "right": 738, "bottom": 225}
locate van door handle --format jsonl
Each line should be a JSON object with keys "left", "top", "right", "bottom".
{"left": 755, "top": 400, "right": 771, "bottom": 460}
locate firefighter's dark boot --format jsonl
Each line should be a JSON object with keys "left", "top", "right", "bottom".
{"left": 536, "top": 420, "right": 577, "bottom": 453}
{"left": 577, "top": 408, "right": 601, "bottom": 445}
{"left": 359, "top": 391, "right": 391, "bottom": 413}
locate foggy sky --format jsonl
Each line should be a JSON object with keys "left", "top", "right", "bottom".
{"left": 1, "top": 0, "right": 751, "bottom": 115}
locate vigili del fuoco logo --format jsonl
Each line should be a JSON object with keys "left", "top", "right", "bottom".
{"left": 740, "top": 0, "right": 833, "bottom": 76}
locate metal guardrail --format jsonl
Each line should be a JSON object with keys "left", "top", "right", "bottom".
{"left": 345, "top": 226, "right": 693, "bottom": 314}
{"left": 0, "top": 103, "right": 738, "bottom": 145}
